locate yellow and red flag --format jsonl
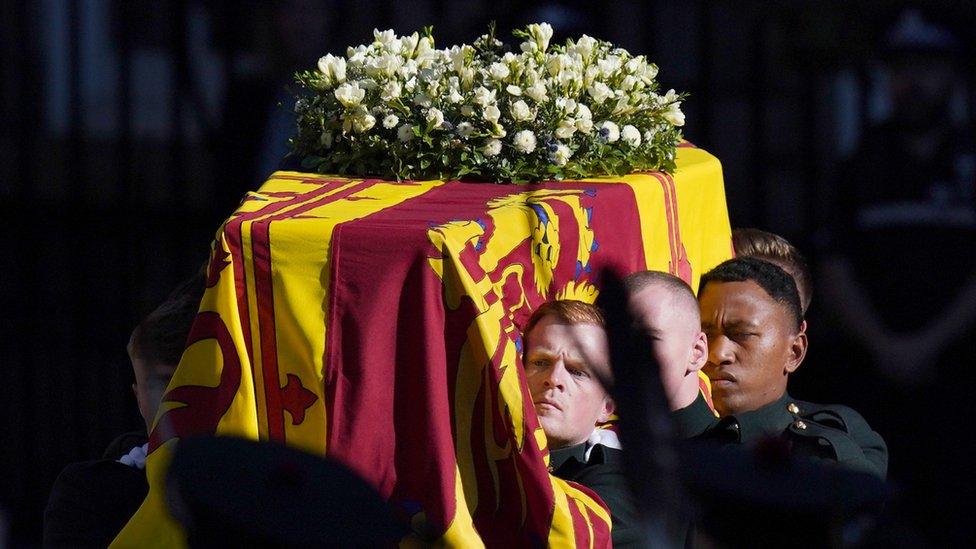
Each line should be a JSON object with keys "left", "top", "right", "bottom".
{"left": 113, "top": 145, "right": 731, "bottom": 547}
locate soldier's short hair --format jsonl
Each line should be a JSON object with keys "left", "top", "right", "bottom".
{"left": 699, "top": 257, "right": 803, "bottom": 330}
{"left": 522, "top": 300, "right": 605, "bottom": 349}
{"left": 732, "top": 228, "right": 812, "bottom": 314}
{"left": 621, "top": 270, "right": 700, "bottom": 321}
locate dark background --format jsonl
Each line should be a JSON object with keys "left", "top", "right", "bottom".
{"left": 2, "top": 0, "right": 973, "bottom": 546}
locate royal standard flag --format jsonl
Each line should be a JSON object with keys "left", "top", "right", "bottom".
{"left": 113, "top": 145, "right": 731, "bottom": 547}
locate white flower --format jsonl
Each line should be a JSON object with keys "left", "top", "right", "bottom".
{"left": 373, "top": 29, "right": 397, "bottom": 48}
{"left": 555, "top": 97, "right": 577, "bottom": 114}
{"left": 383, "top": 114, "right": 399, "bottom": 129}
{"left": 598, "top": 121, "right": 619, "bottom": 142}
{"left": 514, "top": 130, "right": 537, "bottom": 153}
{"left": 661, "top": 89, "right": 685, "bottom": 126}
{"left": 576, "top": 117, "right": 594, "bottom": 133}
{"left": 621, "top": 124, "right": 641, "bottom": 146}
{"left": 555, "top": 119, "right": 577, "bottom": 139}
{"left": 597, "top": 55, "right": 622, "bottom": 78}
{"left": 489, "top": 62, "right": 510, "bottom": 81}
{"left": 334, "top": 82, "right": 365, "bottom": 108}
{"left": 576, "top": 103, "right": 592, "bottom": 120}
{"left": 397, "top": 124, "right": 415, "bottom": 142}
{"left": 461, "top": 105, "right": 475, "bottom": 117}
{"left": 506, "top": 84, "right": 522, "bottom": 96}
{"left": 381, "top": 81, "right": 402, "bottom": 100}
{"left": 447, "top": 88, "right": 464, "bottom": 103}
{"left": 317, "top": 54, "right": 347, "bottom": 85}
{"left": 520, "top": 41, "right": 538, "bottom": 54}
{"left": 426, "top": 107, "right": 445, "bottom": 128}
{"left": 473, "top": 86, "right": 496, "bottom": 106}
{"left": 546, "top": 54, "right": 564, "bottom": 77}
{"left": 400, "top": 32, "right": 420, "bottom": 57}
{"left": 527, "top": 22, "right": 554, "bottom": 52}
{"left": 643, "top": 128, "right": 657, "bottom": 143}
{"left": 490, "top": 123, "right": 507, "bottom": 138}
{"left": 484, "top": 139, "right": 502, "bottom": 157}
{"left": 620, "top": 75, "right": 638, "bottom": 91}
{"left": 510, "top": 100, "right": 533, "bottom": 122}
{"left": 550, "top": 143, "right": 572, "bottom": 166}
{"left": 457, "top": 121, "right": 475, "bottom": 138}
{"left": 570, "top": 35, "right": 597, "bottom": 59}
{"left": 483, "top": 104, "right": 501, "bottom": 123}
{"left": 587, "top": 82, "right": 613, "bottom": 104}
{"left": 413, "top": 94, "right": 432, "bottom": 108}
{"left": 525, "top": 82, "right": 547, "bottom": 102}
{"left": 352, "top": 113, "right": 376, "bottom": 133}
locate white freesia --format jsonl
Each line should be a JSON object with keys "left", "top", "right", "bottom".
{"left": 514, "top": 130, "right": 537, "bottom": 153}
{"left": 334, "top": 82, "right": 365, "bottom": 108}
{"left": 317, "top": 54, "right": 347, "bottom": 85}
{"left": 484, "top": 139, "right": 502, "bottom": 157}
{"left": 576, "top": 103, "right": 592, "bottom": 120}
{"left": 373, "top": 29, "right": 396, "bottom": 48}
{"left": 457, "top": 121, "right": 475, "bottom": 138}
{"left": 643, "top": 128, "right": 657, "bottom": 143}
{"left": 621, "top": 124, "right": 641, "bottom": 146}
{"left": 661, "top": 89, "right": 685, "bottom": 126}
{"left": 576, "top": 117, "right": 594, "bottom": 133}
{"left": 506, "top": 84, "right": 522, "bottom": 96}
{"left": 413, "top": 93, "right": 432, "bottom": 108}
{"left": 427, "top": 107, "right": 445, "bottom": 128}
{"left": 587, "top": 82, "right": 613, "bottom": 104}
{"left": 483, "top": 104, "right": 501, "bottom": 123}
{"left": 551, "top": 143, "right": 572, "bottom": 166}
{"left": 489, "top": 62, "right": 510, "bottom": 81}
{"left": 461, "top": 105, "right": 475, "bottom": 117}
{"left": 400, "top": 32, "right": 420, "bottom": 57}
{"left": 570, "top": 35, "right": 597, "bottom": 59}
{"left": 448, "top": 88, "right": 463, "bottom": 103}
{"left": 383, "top": 114, "right": 399, "bottom": 129}
{"left": 352, "top": 113, "right": 376, "bottom": 133}
{"left": 397, "top": 124, "right": 414, "bottom": 142}
{"left": 620, "top": 75, "right": 638, "bottom": 91}
{"left": 490, "top": 123, "right": 507, "bottom": 138}
{"left": 380, "top": 81, "right": 402, "bottom": 100}
{"left": 598, "top": 120, "right": 619, "bottom": 142}
{"left": 510, "top": 100, "right": 533, "bottom": 122}
{"left": 527, "top": 22, "right": 553, "bottom": 52}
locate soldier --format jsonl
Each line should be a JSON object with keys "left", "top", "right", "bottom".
{"left": 697, "top": 257, "right": 887, "bottom": 478}
{"left": 522, "top": 300, "right": 640, "bottom": 547}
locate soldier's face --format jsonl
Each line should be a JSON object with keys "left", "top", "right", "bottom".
{"left": 699, "top": 280, "right": 806, "bottom": 417}
{"left": 524, "top": 316, "right": 614, "bottom": 450}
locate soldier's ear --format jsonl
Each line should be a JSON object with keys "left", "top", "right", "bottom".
{"left": 784, "top": 330, "right": 808, "bottom": 374}
{"left": 689, "top": 331, "right": 707, "bottom": 372}
{"left": 598, "top": 397, "right": 615, "bottom": 423}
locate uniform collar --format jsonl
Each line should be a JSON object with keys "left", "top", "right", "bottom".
{"left": 722, "top": 392, "right": 796, "bottom": 444}
{"left": 549, "top": 441, "right": 588, "bottom": 472}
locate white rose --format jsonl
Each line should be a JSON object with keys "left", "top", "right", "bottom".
{"left": 397, "top": 124, "right": 415, "bottom": 142}
{"left": 461, "top": 105, "right": 475, "bottom": 117}
{"left": 587, "top": 82, "right": 613, "bottom": 105}
{"left": 381, "top": 81, "right": 402, "bottom": 100}
{"left": 473, "top": 86, "right": 496, "bottom": 106}
{"left": 510, "top": 100, "right": 533, "bottom": 122}
{"left": 489, "top": 62, "right": 510, "bottom": 81}
{"left": 554, "top": 119, "right": 577, "bottom": 139}
{"left": 506, "top": 84, "right": 522, "bottom": 96}
{"left": 514, "top": 130, "right": 537, "bottom": 153}
{"left": 483, "top": 104, "right": 501, "bottom": 123}
{"left": 525, "top": 82, "right": 547, "bottom": 102}
{"left": 457, "top": 121, "right": 475, "bottom": 139}
{"left": 426, "top": 107, "right": 444, "bottom": 128}
{"left": 383, "top": 114, "right": 399, "bottom": 129}
{"left": 484, "top": 139, "right": 502, "bottom": 157}
{"left": 598, "top": 121, "right": 619, "bottom": 142}
{"left": 352, "top": 113, "right": 376, "bottom": 133}
{"left": 550, "top": 143, "right": 572, "bottom": 166}
{"left": 334, "top": 82, "right": 365, "bottom": 108}
{"left": 621, "top": 124, "right": 641, "bottom": 146}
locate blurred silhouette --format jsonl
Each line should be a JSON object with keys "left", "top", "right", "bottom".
{"left": 43, "top": 272, "right": 205, "bottom": 547}
{"left": 166, "top": 436, "right": 401, "bottom": 548}
{"left": 816, "top": 7, "right": 975, "bottom": 545}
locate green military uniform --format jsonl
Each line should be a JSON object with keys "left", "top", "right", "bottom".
{"left": 691, "top": 393, "right": 888, "bottom": 479}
